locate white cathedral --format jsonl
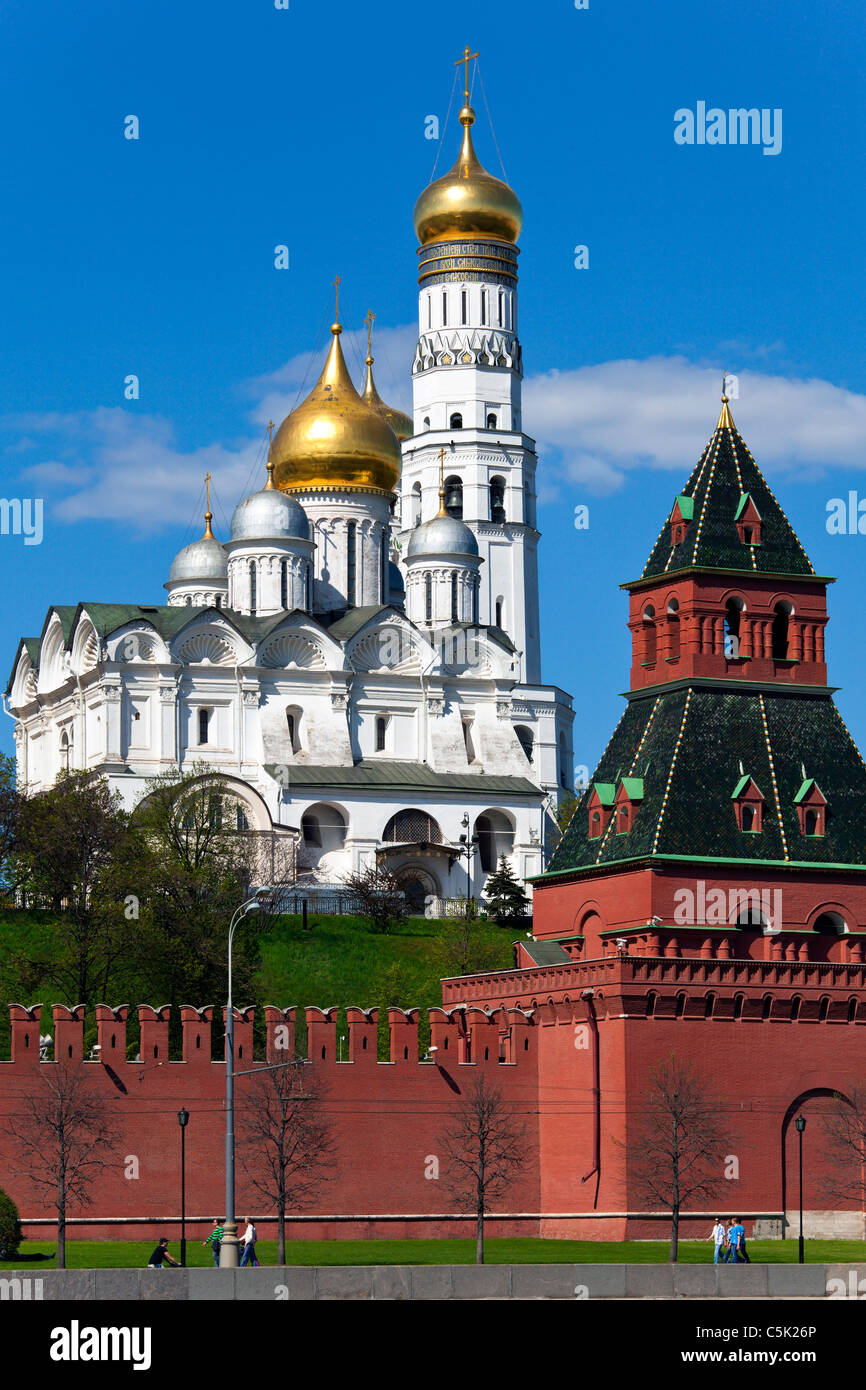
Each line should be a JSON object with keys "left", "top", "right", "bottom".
{"left": 6, "top": 75, "right": 574, "bottom": 913}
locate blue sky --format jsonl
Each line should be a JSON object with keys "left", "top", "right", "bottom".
{"left": 3, "top": 0, "right": 866, "bottom": 772}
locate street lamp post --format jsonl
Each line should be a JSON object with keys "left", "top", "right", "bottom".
{"left": 177, "top": 1108, "right": 189, "bottom": 1266}
{"left": 220, "top": 888, "right": 271, "bottom": 1268}
{"left": 458, "top": 811, "right": 479, "bottom": 907}
{"left": 795, "top": 1115, "right": 806, "bottom": 1264}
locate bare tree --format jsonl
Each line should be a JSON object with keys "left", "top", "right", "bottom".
{"left": 442, "top": 1072, "right": 527, "bottom": 1264}
{"left": 7, "top": 1062, "right": 117, "bottom": 1268}
{"left": 627, "top": 1055, "right": 727, "bottom": 1262}
{"left": 819, "top": 1087, "right": 864, "bottom": 1203}
{"left": 342, "top": 864, "right": 408, "bottom": 935}
{"left": 237, "top": 1059, "right": 333, "bottom": 1265}
{"left": 432, "top": 917, "right": 504, "bottom": 978}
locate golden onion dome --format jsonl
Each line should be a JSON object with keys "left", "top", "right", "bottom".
{"left": 413, "top": 104, "right": 522, "bottom": 247}
{"left": 363, "top": 356, "right": 413, "bottom": 443}
{"left": 271, "top": 322, "right": 402, "bottom": 496}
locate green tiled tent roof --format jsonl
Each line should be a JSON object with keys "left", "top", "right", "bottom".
{"left": 544, "top": 686, "right": 866, "bottom": 878}
{"left": 640, "top": 409, "right": 816, "bottom": 580}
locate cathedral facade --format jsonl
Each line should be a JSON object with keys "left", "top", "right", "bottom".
{"left": 5, "top": 83, "right": 574, "bottom": 912}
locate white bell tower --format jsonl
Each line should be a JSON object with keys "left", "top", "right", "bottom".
{"left": 397, "top": 67, "right": 541, "bottom": 684}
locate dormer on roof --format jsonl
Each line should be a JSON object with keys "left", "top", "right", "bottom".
{"left": 670, "top": 494, "right": 693, "bottom": 547}
{"left": 731, "top": 773, "right": 765, "bottom": 832}
{"left": 614, "top": 776, "right": 644, "bottom": 834}
{"left": 794, "top": 777, "right": 827, "bottom": 836}
{"left": 735, "top": 492, "right": 762, "bottom": 547}
{"left": 588, "top": 782, "right": 616, "bottom": 839}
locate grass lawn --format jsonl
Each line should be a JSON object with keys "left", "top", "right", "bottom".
{"left": 7, "top": 1237, "right": 866, "bottom": 1268}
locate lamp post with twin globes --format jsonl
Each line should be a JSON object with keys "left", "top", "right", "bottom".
{"left": 219, "top": 887, "right": 272, "bottom": 1268}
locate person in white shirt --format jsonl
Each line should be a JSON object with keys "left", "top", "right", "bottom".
{"left": 709, "top": 1219, "right": 727, "bottom": 1264}
{"left": 239, "top": 1217, "right": 259, "bottom": 1267}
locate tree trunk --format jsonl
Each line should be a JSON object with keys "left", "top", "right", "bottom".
{"left": 57, "top": 1190, "right": 66, "bottom": 1270}
{"left": 669, "top": 1203, "right": 679, "bottom": 1263}
{"left": 476, "top": 1206, "right": 484, "bottom": 1265}
{"left": 278, "top": 1203, "right": 286, "bottom": 1267}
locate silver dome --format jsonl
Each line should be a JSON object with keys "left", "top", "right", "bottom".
{"left": 168, "top": 535, "right": 228, "bottom": 582}
{"left": 230, "top": 488, "right": 310, "bottom": 543}
{"left": 407, "top": 512, "right": 479, "bottom": 559}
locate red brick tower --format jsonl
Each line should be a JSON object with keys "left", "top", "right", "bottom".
{"left": 448, "top": 390, "right": 866, "bottom": 1240}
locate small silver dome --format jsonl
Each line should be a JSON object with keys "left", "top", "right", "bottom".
{"left": 230, "top": 488, "right": 310, "bottom": 543}
{"left": 169, "top": 535, "right": 228, "bottom": 582}
{"left": 407, "top": 512, "right": 479, "bottom": 559}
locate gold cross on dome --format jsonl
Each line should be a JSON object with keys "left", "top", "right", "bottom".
{"left": 364, "top": 308, "right": 375, "bottom": 358}
{"left": 455, "top": 46, "right": 479, "bottom": 103}
{"left": 267, "top": 419, "right": 275, "bottom": 448}
{"left": 333, "top": 273, "right": 341, "bottom": 321}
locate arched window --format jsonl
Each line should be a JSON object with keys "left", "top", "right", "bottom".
{"left": 423, "top": 416, "right": 430, "bottom": 429}
{"left": 725, "top": 598, "right": 743, "bottom": 658}
{"left": 425, "top": 574, "right": 432, "bottom": 625}
{"left": 442, "top": 291, "right": 447, "bottom": 325}
{"left": 451, "top": 572, "right": 458, "bottom": 622}
{"left": 476, "top": 810, "right": 515, "bottom": 873}
{"left": 60, "top": 730, "right": 71, "bottom": 771}
{"left": 705, "top": 992, "right": 716, "bottom": 1019}
{"left": 375, "top": 715, "right": 388, "bottom": 752}
{"left": 427, "top": 295, "right": 432, "bottom": 329}
{"left": 286, "top": 706, "right": 301, "bottom": 753}
{"left": 487, "top": 412, "right": 496, "bottom": 429}
{"left": 481, "top": 289, "right": 487, "bottom": 325}
{"left": 790, "top": 996, "right": 802, "bottom": 1021}
{"left": 559, "top": 731, "right": 568, "bottom": 788}
{"left": 515, "top": 725, "right": 534, "bottom": 763}
{"left": 498, "top": 289, "right": 504, "bottom": 326}
{"left": 589, "top": 809, "right": 601, "bottom": 838}
{"left": 742, "top": 805, "right": 755, "bottom": 832}
{"left": 215, "top": 595, "right": 222, "bottom": 609}
{"left": 383, "top": 809, "right": 443, "bottom": 844}
{"left": 675, "top": 992, "right": 687, "bottom": 1018}
{"left": 444, "top": 475, "right": 463, "bottom": 519}
{"left": 645, "top": 991, "right": 657, "bottom": 1019}
{"left": 733, "top": 993, "right": 744, "bottom": 1020}
{"left": 249, "top": 561, "right": 257, "bottom": 614}
{"left": 814, "top": 911, "right": 847, "bottom": 935}
{"left": 280, "top": 560, "right": 288, "bottom": 609}
{"left": 198, "top": 708, "right": 210, "bottom": 745}
{"left": 495, "top": 596, "right": 504, "bottom": 628}
{"left": 461, "top": 289, "right": 468, "bottom": 325}
{"left": 667, "top": 598, "right": 680, "bottom": 660}
{"left": 449, "top": 412, "right": 463, "bottom": 431}
{"left": 772, "top": 602, "right": 791, "bottom": 659}
{"left": 490, "top": 476, "right": 506, "bottom": 523}
{"left": 301, "top": 803, "right": 347, "bottom": 852}
{"left": 412, "top": 481, "right": 422, "bottom": 526}
{"left": 643, "top": 606, "right": 657, "bottom": 664}
{"left": 463, "top": 719, "right": 476, "bottom": 762}
{"left": 762, "top": 994, "right": 773, "bottom": 1021}
{"left": 805, "top": 808, "right": 819, "bottom": 835}
{"left": 236, "top": 805, "right": 249, "bottom": 831}
{"left": 185, "top": 595, "right": 192, "bottom": 606}
{"left": 618, "top": 805, "right": 630, "bottom": 834}
{"left": 346, "top": 520, "right": 357, "bottom": 605}
{"left": 819, "top": 995, "right": 830, "bottom": 1022}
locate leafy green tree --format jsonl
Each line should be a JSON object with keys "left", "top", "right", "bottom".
{"left": 0, "top": 1188, "right": 22, "bottom": 1260}
{"left": 14, "top": 771, "right": 132, "bottom": 1003}
{"left": 0, "top": 754, "right": 22, "bottom": 897}
{"left": 432, "top": 917, "right": 504, "bottom": 978}
{"left": 555, "top": 792, "right": 579, "bottom": 834}
{"left": 482, "top": 855, "right": 529, "bottom": 927}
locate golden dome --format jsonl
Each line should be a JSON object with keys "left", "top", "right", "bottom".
{"left": 361, "top": 311, "right": 413, "bottom": 443}
{"left": 413, "top": 104, "right": 522, "bottom": 247}
{"left": 271, "top": 322, "right": 402, "bottom": 496}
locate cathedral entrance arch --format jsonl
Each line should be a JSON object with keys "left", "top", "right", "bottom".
{"left": 394, "top": 865, "right": 441, "bottom": 916}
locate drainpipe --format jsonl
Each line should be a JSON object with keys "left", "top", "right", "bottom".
{"left": 580, "top": 987, "right": 601, "bottom": 1207}
{"left": 234, "top": 665, "right": 243, "bottom": 771}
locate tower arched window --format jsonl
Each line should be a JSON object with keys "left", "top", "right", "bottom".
{"left": 185, "top": 595, "right": 192, "bottom": 606}
{"left": 515, "top": 725, "right": 534, "bottom": 763}
{"left": 444, "top": 475, "right": 463, "bottom": 519}
{"left": 667, "top": 598, "right": 681, "bottom": 660}
{"left": 449, "top": 412, "right": 463, "bottom": 431}
{"left": 725, "top": 598, "right": 743, "bottom": 658}
{"left": 487, "top": 413, "right": 497, "bottom": 429}
{"left": 442, "top": 291, "right": 447, "bottom": 326}
{"left": 412, "top": 481, "right": 422, "bottom": 527}
{"left": 495, "top": 596, "right": 504, "bottom": 628}
{"left": 498, "top": 289, "right": 504, "bottom": 326}
{"left": 249, "top": 561, "right": 257, "bottom": 614}
{"left": 642, "top": 606, "right": 657, "bottom": 664}
{"left": 280, "top": 560, "right": 288, "bottom": 610}
{"left": 346, "top": 520, "right": 357, "bottom": 606}
{"left": 286, "top": 706, "right": 301, "bottom": 753}
{"left": 559, "top": 731, "right": 568, "bottom": 788}
{"left": 772, "top": 602, "right": 791, "bottom": 659}
{"left": 451, "top": 571, "right": 458, "bottom": 623}
{"left": 427, "top": 294, "right": 432, "bottom": 329}
{"left": 481, "top": 288, "right": 487, "bottom": 325}
{"left": 490, "top": 476, "right": 506, "bottom": 523}
{"left": 425, "top": 574, "right": 432, "bottom": 625}
{"left": 198, "top": 708, "right": 210, "bottom": 746}
{"left": 60, "top": 730, "right": 71, "bottom": 771}
{"left": 461, "top": 289, "right": 468, "bottom": 325}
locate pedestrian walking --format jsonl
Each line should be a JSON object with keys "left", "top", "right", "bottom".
{"left": 708, "top": 1218, "right": 727, "bottom": 1264}
{"left": 203, "top": 1217, "right": 224, "bottom": 1267}
{"left": 731, "top": 1218, "right": 750, "bottom": 1264}
{"left": 239, "top": 1217, "right": 259, "bottom": 1267}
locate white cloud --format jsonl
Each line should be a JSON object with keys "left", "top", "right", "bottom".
{"left": 3, "top": 338, "right": 866, "bottom": 527}
{"left": 525, "top": 357, "right": 866, "bottom": 496}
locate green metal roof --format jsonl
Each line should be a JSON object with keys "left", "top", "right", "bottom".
{"left": 620, "top": 776, "right": 644, "bottom": 801}
{"left": 521, "top": 940, "right": 572, "bottom": 966}
{"left": 263, "top": 760, "right": 540, "bottom": 797}
{"left": 794, "top": 777, "right": 824, "bottom": 804}
{"left": 640, "top": 415, "right": 815, "bottom": 581}
{"left": 543, "top": 684, "right": 866, "bottom": 878}
{"left": 591, "top": 782, "right": 616, "bottom": 806}
{"left": 734, "top": 492, "right": 761, "bottom": 522}
{"left": 674, "top": 494, "right": 694, "bottom": 521}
